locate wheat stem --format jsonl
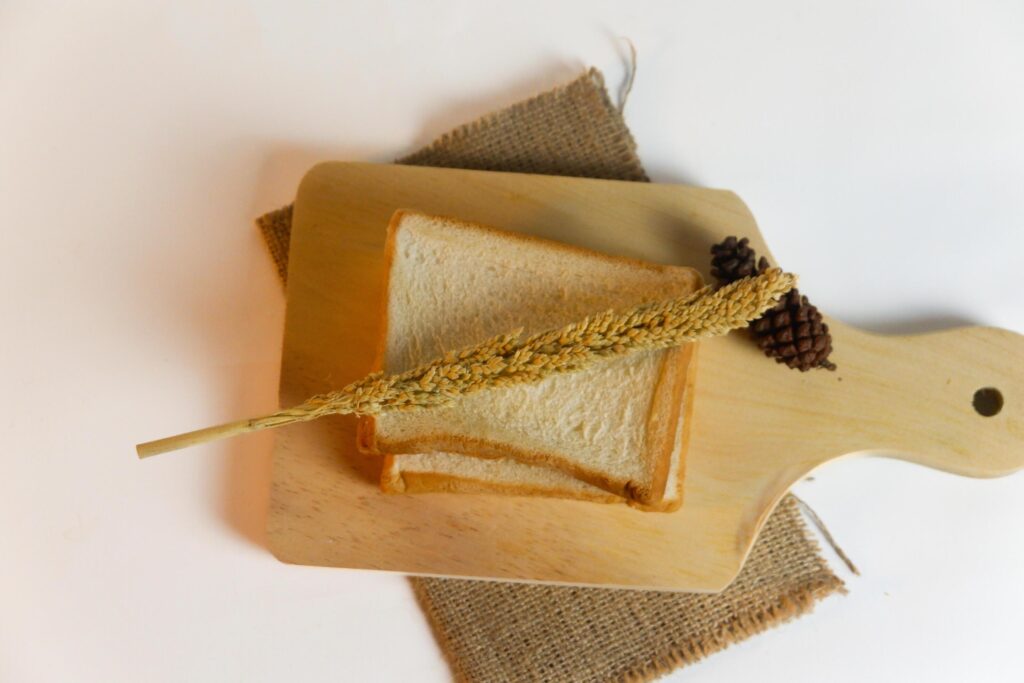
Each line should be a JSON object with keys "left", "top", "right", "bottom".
{"left": 136, "top": 269, "right": 796, "bottom": 458}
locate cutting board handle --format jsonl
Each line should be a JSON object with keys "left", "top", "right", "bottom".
{"left": 822, "top": 324, "right": 1024, "bottom": 478}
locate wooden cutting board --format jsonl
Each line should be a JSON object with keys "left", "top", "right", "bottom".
{"left": 266, "top": 162, "right": 1024, "bottom": 592}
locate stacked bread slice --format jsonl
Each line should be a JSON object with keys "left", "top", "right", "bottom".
{"left": 357, "top": 211, "right": 701, "bottom": 512}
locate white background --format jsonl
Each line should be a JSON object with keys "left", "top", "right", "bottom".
{"left": 2, "top": 1, "right": 1022, "bottom": 681}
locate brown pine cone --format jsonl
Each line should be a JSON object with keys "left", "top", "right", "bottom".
{"left": 750, "top": 288, "right": 835, "bottom": 371}
{"left": 709, "top": 236, "right": 836, "bottom": 371}
{"left": 710, "top": 236, "right": 770, "bottom": 284}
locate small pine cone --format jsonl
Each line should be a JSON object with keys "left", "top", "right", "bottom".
{"left": 710, "top": 236, "right": 836, "bottom": 371}
{"left": 710, "top": 236, "right": 770, "bottom": 285}
{"left": 750, "top": 289, "right": 836, "bottom": 371}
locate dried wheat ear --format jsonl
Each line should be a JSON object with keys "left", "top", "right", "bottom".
{"left": 136, "top": 268, "right": 796, "bottom": 457}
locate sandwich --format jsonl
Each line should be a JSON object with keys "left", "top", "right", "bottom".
{"left": 357, "top": 211, "right": 701, "bottom": 511}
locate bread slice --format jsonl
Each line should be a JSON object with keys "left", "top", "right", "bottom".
{"left": 357, "top": 210, "right": 702, "bottom": 507}
{"left": 378, "top": 377, "right": 696, "bottom": 511}
{"left": 381, "top": 451, "right": 625, "bottom": 504}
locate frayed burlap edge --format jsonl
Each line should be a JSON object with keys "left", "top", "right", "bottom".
{"left": 615, "top": 504, "right": 845, "bottom": 683}
{"left": 255, "top": 204, "right": 292, "bottom": 283}
{"left": 411, "top": 577, "right": 843, "bottom": 683}
{"left": 408, "top": 496, "right": 843, "bottom": 683}
{"left": 400, "top": 68, "right": 649, "bottom": 182}
{"left": 408, "top": 579, "right": 477, "bottom": 683}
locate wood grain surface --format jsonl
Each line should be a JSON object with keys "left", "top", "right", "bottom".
{"left": 266, "top": 162, "right": 1024, "bottom": 592}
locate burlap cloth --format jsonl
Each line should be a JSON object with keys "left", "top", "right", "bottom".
{"left": 258, "top": 69, "right": 844, "bottom": 683}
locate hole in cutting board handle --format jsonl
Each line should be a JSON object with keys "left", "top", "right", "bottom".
{"left": 973, "top": 387, "right": 1004, "bottom": 417}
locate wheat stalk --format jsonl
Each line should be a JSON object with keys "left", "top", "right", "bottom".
{"left": 136, "top": 269, "right": 796, "bottom": 458}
